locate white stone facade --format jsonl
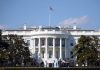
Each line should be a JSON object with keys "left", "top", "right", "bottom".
{"left": 2, "top": 25, "right": 100, "bottom": 67}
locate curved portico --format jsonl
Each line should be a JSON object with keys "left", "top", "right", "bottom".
{"left": 29, "top": 29, "right": 69, "bottom": 67}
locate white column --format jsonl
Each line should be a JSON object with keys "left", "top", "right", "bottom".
{"left": 29, "top": 39, "right": 34, "bottom": 54}
{"left": 65, "top": 38, "right": 67, "bottom": 58}
{"left": 53, "top": 38, "right": 55, "bottom": 58}
{"left": 45, "top": 38, "right": 48, "bottom": 59}
{"left": 75, "top": 38, "right": 78, "bottom": 44}
{"left": 60, "top": 38, "right": 62, "bottom": 59}
{"left": 33, "top": 38, "right": 35, "bottom": 53}
{"left": 38, "top": 38, "right": 41, "bottom": 55}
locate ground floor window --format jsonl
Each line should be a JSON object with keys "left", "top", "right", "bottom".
{"left": 56, "top": 51, "right": 59, "bottom": 59}
{"left": 49, "top": 63, "right": 53, "bottom": 67}
{"left": 70, "top": 51, "right": 73, "bottom": 58}
{"left": 62, "top": 51, "right": 65, "bottom": 58}
{"left": 49, "top": 50, "right": 52, "bottom": 58}
{"left": 42, "top": 51, "right": 44, "bottom": 58}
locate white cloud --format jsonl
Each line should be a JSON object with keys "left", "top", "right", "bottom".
{"left": 0, "top": 24, "right": 7, "bottom": 29}
{"left": 59, "top": 16, "right": 89, "bottom": 26}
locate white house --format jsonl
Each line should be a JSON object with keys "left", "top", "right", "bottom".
{"left": 2, "top": 25, "right": 100, "bottom": 67}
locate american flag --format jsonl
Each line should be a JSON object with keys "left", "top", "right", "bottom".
{"left": 49, "top": 6, "right": 53, "bottom": 11}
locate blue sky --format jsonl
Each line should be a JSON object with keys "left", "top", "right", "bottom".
{"left": 0, "top": 0, "right": 100, "bottom": 30}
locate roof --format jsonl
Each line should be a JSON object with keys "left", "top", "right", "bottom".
{"left": 3, "top": 26, "right": 95, "bottom": 32}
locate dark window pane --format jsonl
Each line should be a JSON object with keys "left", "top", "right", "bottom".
{"left": 27, "top": 40, "right": 30, "bottom": 46}
{"left": 48, "top": 38, "right": 53, "bottom": 46}
{"left": 41, "top": 38, "right": 45, "bottom": 46}
{"left": 70, "top": 51, "right": 73, "bottom": 58}
{"left": 35, "top": 38, "right": 38, "bottom": 46}
{"left": 56, "top": 51, "right": 59, "bottom": 58}
{"left": 49, "top": 51, "right": 52, "bottom": 58}
{"left": 55, "top": 38, "right": 60, "bottom": 46}
{"left": 62, "top": 51, "right": 65, "bottom": 58}
{"left": 62, "top": 38, "right": 65, "bottom": 47}
{"left": 70, "top": 43, "right": 73, "bottom": 46}
{"left": 42, "top": 51, "right": 44, "bottom": 58}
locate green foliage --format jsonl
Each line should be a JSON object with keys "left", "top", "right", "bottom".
{"left": 73, "top": 35, "right": 100, "bottom": 66}
{"left": 0, "top": 34, "right": 33, "bottom": 66}
{"left": 0, "top": 30, "right": 42, "bottom": 67}
{"left": 0, "top": 30, "right": 2, "bottom": 41}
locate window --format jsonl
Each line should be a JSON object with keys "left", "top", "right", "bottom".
{"left": 35, "top": 38, "right": 38, "bottom": 46}
{"left": 42, "top": 51, "right": 44, "bottom": 58}
{"left": 27, "top": 40, "right": 30, "bottom": 46}
{"left": 62, "top": 38, "right": 65, "bottom": 47}
{"left": 48, "top": 38, "right": 53, "bottom": 46}
{"left": 41, "top": 38, "right": 45, "bottom": 46}
{"left": 56, "top": 51, "right": 59, "bottom": 59}
{"left": 35, "top": 50, "right": 38, "bottom": 59}
{"left": 49, "top": 51, "right": 52, "bottom": 58}
{"left": 70, "top": 40, "right": 74, "bottom": 46}
{"left": 70, "top": 51, "right": 73, "bottom": 58}
{"left": 62, "top": 51, "right": 65, "bottom": 58}
{"left": 70, "top": 43, "right": 73, "bottom": 46}
{"left": 55, "top": 38, "right": 60, "bottom": 46}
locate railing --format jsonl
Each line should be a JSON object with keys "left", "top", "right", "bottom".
{"left": 70, "top": 31, "right": 100, "bottom": 36}
{"left": 2, "top": 30, "right": 68, "bottom": 36}
{"left": 2, "top": 30, "right": 100, "bottom": 36}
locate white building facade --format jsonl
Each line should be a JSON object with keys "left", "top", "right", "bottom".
{"left": 2, "top": 25, "right": 100, "bottom": 67}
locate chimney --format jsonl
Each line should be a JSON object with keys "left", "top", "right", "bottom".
{"left": 39, "top": 26, "right": 42, "bottom": 30}
{"left": 73, "top": 25, "right": 77, "bottom": 30}
{"left": 23, "top": 24, "right": 26, "bottom": 30}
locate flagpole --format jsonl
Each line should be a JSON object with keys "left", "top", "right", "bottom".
{"left": 49, "top": 6, "right": 53, "bottom": 27}
{"left": 49, "top": 11, "right": 51, "bottom": 27}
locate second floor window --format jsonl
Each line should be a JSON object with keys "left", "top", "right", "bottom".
{"left": 55, "top": 38, "right": 60, "bottom": 46}
{"left": 48, "top": 38, "right": 53, "bottom": 46}
{"left": 35, "top": 38, "right": 38, "bottom": 46}
{"left": 41, "top": 38, "right": 45, "bottom": 46}
{"left": 62, "top": 38, "right": 65, "bottom": 47}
